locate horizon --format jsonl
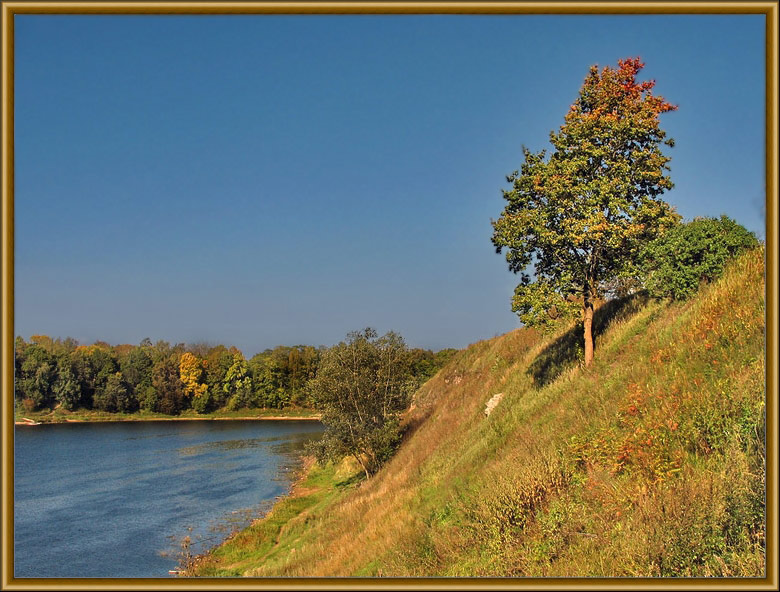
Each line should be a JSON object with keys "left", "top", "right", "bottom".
{"left": 14, "top": 14, "right": 766, "bottom": 356}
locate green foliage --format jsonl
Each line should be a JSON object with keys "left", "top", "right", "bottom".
{"left": 492, "top": 58, "right": 679, "bottom": 363}
{"left": 308, "top": 328, "right": 415, "bottom": 478}
{"left": 152, "top": 355, "right": 186, "bottom": 415}
{"left": 14, "top": 333, "right": 450, "bottom": 418}
{"left": 641, "top": 215, "right": 759, "bottom": 301}
{"left": 248, "top": 345, "right": 322, "bottom": 409}
{"left": 52, "top": 355, "right": 80, "bottom": 410}
{"left": 120, "top": 346, "right": 154, "bottom": 398}
{"left": 409, "top": 348, "right": 459, "bottom": 385}
{"left": 224, "top": 352, "right": 253, "bottom": 410}
{"left": 204, "top": 346, "right": 235, "bottom": 410}
{"left": 138, "top": 384, "right": 159, "bottom": 412}
{"left": 15, "top": 344, "right": 55, "bottom": 410}
{"left": 93, "top": 372, "right": 136, "bottom": 413}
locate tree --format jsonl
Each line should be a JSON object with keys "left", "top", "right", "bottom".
{"left": 53, "top": 354, "right": 80, "bottom": 410}
{"left": 71, "top": 344, "right": 119, "bottom": 408}
{"left": 93, "top": 372, "right": 135, "bottom": 412}
{"left": 16, "top": 344, "right": 55, "bottom": 411}
{"left": 204, "top": 345, "right": 234, "bottom": 410}
{"left": 641, "top": 215, "right": 759, "bottom": 300}
{"left": 120, "top": 344, "right": 154, "bottom": 399}
{"left": 179, "top": 352, "right": 208, "bottom": 400}
{"left": 492, "top": 58, "right": 679, "bottom": 366}
{"left": 223, "top": 352, "right": 253, "bottom": 410}
{"left": 308, "top": 328, "right": 414, "bottom": 479}
{"left": 152, "top": 354, "right": 186, "bottom": 415}
{"left": 249, "top": 351, "right": 288, "bottom": 409}
{"left": 249, "top": 345, "right": 322, "bottom": 409}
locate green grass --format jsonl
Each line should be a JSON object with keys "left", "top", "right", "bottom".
{"left": 188, "top": 458, "right": 362, "bottom": 576}
{"left": 190, "top": 247, "right": 766, "bottom": 578}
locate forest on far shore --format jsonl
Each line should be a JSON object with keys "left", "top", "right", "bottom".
{"left": 13, "top": 335, "right": 457, "bottom": 416}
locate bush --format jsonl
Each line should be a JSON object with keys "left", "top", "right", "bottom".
{"left": 642, "top": 216, "right": 758, "bottom": 300}
{"left": 307, "top": 328, "right": 414, "bottom": 478}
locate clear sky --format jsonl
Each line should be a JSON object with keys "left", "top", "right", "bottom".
{"left": 14, "top": 13, "right": 766, "bottom": 356}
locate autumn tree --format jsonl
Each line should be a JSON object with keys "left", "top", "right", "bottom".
{"left": 179, "top": 352, "right": 208, "bottom": 400}
{"left": 492, "top": 58, "right": 679, "bottom": 366}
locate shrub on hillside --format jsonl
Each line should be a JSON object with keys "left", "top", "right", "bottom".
{"left": 641, "top": 216, "right": 758, "bottom": 301}
{"left": 307, "top": 328, "right": 415, "bottom": 479}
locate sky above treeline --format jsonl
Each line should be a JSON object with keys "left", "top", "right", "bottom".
{"left": 14, "top": 13, "right": 766, "bottom": 356}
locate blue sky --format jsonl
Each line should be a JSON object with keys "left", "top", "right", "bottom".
{"left": 14, "top": 14, "right": 766, "bottom": 356}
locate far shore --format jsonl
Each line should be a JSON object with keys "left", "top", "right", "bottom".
{"left": 14, "top": 411, "right": 321, "bottom": 425}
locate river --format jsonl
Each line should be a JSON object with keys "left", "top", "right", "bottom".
{"left": 13, "top": 419, "right": 323, "bottom": 578}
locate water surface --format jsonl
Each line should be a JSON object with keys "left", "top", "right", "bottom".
{"left": 14, "top": 419, "right": 323, "bottom": 578}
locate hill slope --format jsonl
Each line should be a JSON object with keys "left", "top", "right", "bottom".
{"left": 192, "top": 248, "right": 765, "bottom": 578}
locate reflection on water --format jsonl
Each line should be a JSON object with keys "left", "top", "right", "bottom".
{"left": 177, "top": 432, "right": 315, "bottom": 457}
{"left": 14, "top": 420, "right": 323, "bottom": 578}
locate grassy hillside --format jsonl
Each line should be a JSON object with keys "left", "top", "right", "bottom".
{"left": 190, "top": 247, "right": 765, "bottom": 578}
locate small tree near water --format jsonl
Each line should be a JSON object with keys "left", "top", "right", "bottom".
{"left": 308, "top": 328, "right": 414, "bottom": 479}
{"left": 492, "top": 58, "right": 679, "bottom": 366}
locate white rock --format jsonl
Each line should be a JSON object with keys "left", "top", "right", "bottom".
{"left": 484, "top": 393, "right": 504, "bottom": 417}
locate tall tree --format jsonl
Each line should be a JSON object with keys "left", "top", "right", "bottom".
{"left": 492, "top": 58, "right": 679, "bottom": 366}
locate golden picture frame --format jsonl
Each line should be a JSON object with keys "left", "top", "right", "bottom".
{"left": 1, "top": 2, "right": 777, "bottom": 590}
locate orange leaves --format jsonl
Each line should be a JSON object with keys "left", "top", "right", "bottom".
{"left": 570, "top": 380, "right": 684, "bottom": 486}
{"left": 617, "top": 56, "right": 644, "bottom": 76}
{"left": 619, "top": 382, "right": 647, "bottom": 419}
{"left": 649, "top": 349, "right": 670, "bottom": 364}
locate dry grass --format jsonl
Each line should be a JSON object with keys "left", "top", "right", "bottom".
{"left": 191, "top": 248, "right": 766, "bottom": 578}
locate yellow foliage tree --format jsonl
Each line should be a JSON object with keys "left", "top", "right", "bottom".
{"left": 179, "top": 352, "right": 207, "bottom": 399}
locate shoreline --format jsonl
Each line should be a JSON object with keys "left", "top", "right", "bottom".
{"left": 184, "top": 455, "right": 321, "bottom": 576}
{"left": 14, "top": 414, "right": 321, "bottom": 425}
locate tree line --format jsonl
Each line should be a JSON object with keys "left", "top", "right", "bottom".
{"left": 14, "top": 335, "right": 456, "bottom": 416}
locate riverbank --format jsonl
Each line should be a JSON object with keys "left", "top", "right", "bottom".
{"left": 14, "top": 408, "right": 321, "bottom": 425}
{"left": 186, "top": 456, "right": 363, "bottom": 577}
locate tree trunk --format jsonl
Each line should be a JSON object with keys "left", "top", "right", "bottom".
{"left": 583, "top": 300, "right": 594, "bottom": 367}
{"left": 354, "top": 453, "right": 372, "bottom": 480}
